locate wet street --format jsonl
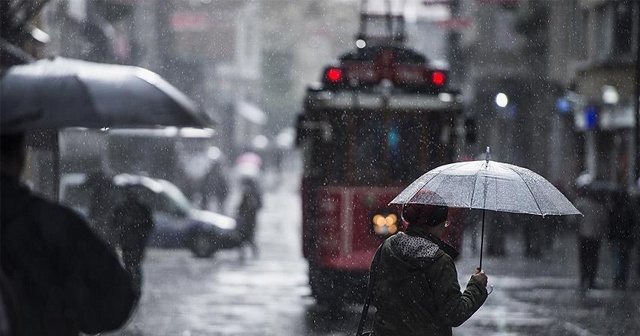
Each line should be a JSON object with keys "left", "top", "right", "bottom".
{"left": 110, "top": 169, "right": 640, "bottom": 336}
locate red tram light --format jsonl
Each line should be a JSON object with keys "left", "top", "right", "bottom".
{"left": 326, "top": 68, "right": 343, "bottom": 82}
{"left": 431, "top": 71, "right": 446, "bottom": 86}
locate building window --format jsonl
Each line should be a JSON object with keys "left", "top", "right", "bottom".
{"left": 613, "top": 0, "right": 634, "bottom": 55}
{"left": 592, "top": 0, "right": 636, "bottom": 61}
{"left": 568, "top": 4, "right": 587, "bottom": 60}
{"left": 494, "top": 11, "right": 520, "bottom": 50}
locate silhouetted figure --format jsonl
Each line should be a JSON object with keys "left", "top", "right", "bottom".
{"left": 485, "top": 211, "right": 506, "bottom": 256}
{"left": 236, "top": 178, "right": 262, "bottom": 259}
{"left": 574, "top": 187, "right": 608, "bottom": 290}
{"left": 523, "top": 215, "right": 543, "bottom": 258}
{"left": 0, "top": 132, "right": 135, "bottom": 336}
{"left": 85, "top": 170, "right": 116, "bottom": 245}
{"left": 200, "top": 162, "right": 229, "bottom": 212}
{"left": 608, "top": 190, "right": 636, "bottom": 289}
{"left": 110, "top": 187, "right": 154, "bottom": 299}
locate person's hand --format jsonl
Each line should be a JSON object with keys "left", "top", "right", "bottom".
{"left": 472, "top": 267, "right": 488, "bottom": 288}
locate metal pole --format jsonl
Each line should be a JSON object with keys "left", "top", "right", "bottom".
{"left": 479, "top": 209, "right": 486, "bottom": 269}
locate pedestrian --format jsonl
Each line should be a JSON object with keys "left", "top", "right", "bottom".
{"left": 371, "top": 202, "right": 488, "bottom": 336}
{"left": 522, "top": 214, "right": 543, "bottom": 258}
{"left": 236, "top": 177, "right": 262, "bottom": 259}
{"left": 200, "top": 161, "right": 229, "bottom": 212}
{"left": 0, "top": 132, "right": 136, "bottom": 336}
{"left": 573, "top": 185, "right": 608, "bottom": 290}
{"left": 85, "top": 170, "right": 117, "bottom": 246}
{"left": 485, "top": 211, "right": 507, "bottom": 256}
{"left": 607, "top": 189, "right": 636, "bottom": 290}
{"left": 110, "top": 186, "right": 155, "bottom": 300}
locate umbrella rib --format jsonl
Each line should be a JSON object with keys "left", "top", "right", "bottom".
{"left": 505, "top": 165, "right": 544, "bottom": 215}
{"left": 405, "top": 173, "right": 439, "bottom": 204}
{"left": 469, "top": 165, "right": 482, "bottom": 209}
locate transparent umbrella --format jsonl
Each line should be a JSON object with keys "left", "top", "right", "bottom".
{"left": 390, "top": 148, "right": 582, "bottom": 268}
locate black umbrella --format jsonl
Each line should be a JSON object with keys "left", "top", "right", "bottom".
{"left": 1, "top": 56, "right": 215, "bottom": 201}
{"left": 1, "top": 56, "right": 214, "bottom": 132}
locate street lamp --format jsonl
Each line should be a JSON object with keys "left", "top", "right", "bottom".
{"left": 495, "top": 92, "right": 509, "bottom": 108}
{"left": 601, "top": 85, "right": 619, "bottom": 105}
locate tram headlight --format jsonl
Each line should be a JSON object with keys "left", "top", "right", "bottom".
{"left": 372, "top": 212, "right": 399, "bottom": 237}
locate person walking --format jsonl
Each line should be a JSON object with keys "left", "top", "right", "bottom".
{"left": 608, "top": 189, "right": 636, "bottom": 289}
{"left": 573, "top": 185, "right": 608, "bottom": 290}
{"left": 110, "top": 186, "right": 155, "bottom": 300}
{"left": 200, "top": 161, "right": 229, "bottom": 212}
{"left": 0, "top": 132, "right": 136, "bottom": 336}
{"left": 236, "top": 177, "right": 262, "bottom": 259}
{"left": 85, "top": 170, "right": 117, "bottom": 246}
{"left": 371, "top": 203, "right": 488, "bottom": 336}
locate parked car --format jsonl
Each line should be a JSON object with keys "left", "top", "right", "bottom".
{"left": 60, "top": 173, "right": 241, "bottom": 258}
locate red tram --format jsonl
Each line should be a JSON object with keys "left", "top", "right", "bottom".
{"left": 295, "top": 11, "right": 463, "bottom": 306}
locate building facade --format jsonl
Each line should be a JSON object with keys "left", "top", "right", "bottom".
{"left": 549, "top": 0, "right": 639, "bottom": 191}
{"left": 456, "top": 0, "right": 639, "bottom": 195}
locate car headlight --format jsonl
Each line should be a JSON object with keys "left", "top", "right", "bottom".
{"left": 372, "top": 212, "right": 399, "bottom": 238}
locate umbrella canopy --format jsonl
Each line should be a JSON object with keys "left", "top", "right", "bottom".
{"left": 1, "top": 56, "right": 214, "bottom": 132}
{"left": 390, "top": 156, "right": 581, "bottom": 269}
{"left": 390, "top": 159, "right": 581, "bottom": 216}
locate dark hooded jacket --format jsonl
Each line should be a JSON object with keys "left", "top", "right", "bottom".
{"left": 372, "top": 226, "right": 487, "bottom": 336}
{"left": 0, "top": 175, "right": 136, "bottom": 336}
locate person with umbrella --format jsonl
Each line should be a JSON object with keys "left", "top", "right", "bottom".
{"left": 0, "top": 132, "right": 136, "bottom": 335}
{"left": 358, "top": 148, "right": 581, "bottom": 335}
{"left": 369, "top": 199, "right": 488, "bottom": 336}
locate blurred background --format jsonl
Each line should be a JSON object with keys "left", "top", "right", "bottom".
{"left": 2, "top": 0, "right": 640, "bottom": 335}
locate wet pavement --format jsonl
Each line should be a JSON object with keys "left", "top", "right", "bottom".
{"left": 109, "top": 169, "right": 640, "bottom": 336}
{"left": 455, "top": 231, "right": 640, "bottom": 336}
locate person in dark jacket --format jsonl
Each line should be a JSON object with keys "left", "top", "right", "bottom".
{"left": 85, "top": 170, "right": 117, "bottom": 246}
{"left": 371, "top": 202, "right": 488, "bottom": 336}
{"left": 0, "top": 132, "right": 136, "bottom": 336}
{"left": 573, "top": 186, "right": 608, "bottom": 290}
{"left": 607, "top": 189, "right": 636, "bottom": 289}
{"left": 110, "top": 186, "right": 155, "bottom": 300}
{"left": 200, "top": 161, "right": 229, "bottom": 212}
{"left": 236, "top": 177, "right": 262, "bottom": 259}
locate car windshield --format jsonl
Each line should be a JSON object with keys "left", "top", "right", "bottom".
{"left": 3, "top": 0, "right": 640, "bottom": 335}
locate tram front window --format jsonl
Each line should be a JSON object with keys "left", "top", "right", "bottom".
{"left": 388, "top": 116, "right": 423, "bottom": 182}
{"left": 312, "top": 112, "right": 435, "bottom": 185}
{"left": 352, "top": 114, "right": 385, "bottom": 184}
